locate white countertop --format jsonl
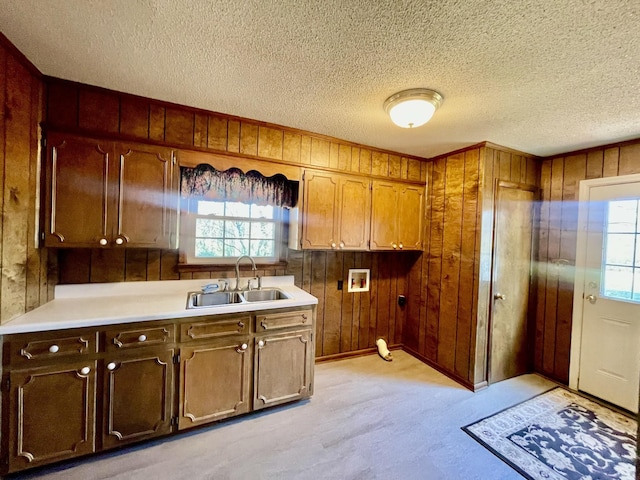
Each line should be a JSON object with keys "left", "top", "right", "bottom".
{"left": 0, "top": 276, "right": 317, "bottom": 335}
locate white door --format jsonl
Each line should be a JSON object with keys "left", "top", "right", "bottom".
{"left": 574, "top": 177, "right": 640, "bottom": 413}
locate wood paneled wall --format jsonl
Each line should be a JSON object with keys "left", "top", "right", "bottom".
{"left": 0, "top": 34, "right": 51, "bottom": 324}
{"left": 45, "top": 78, "right": 427, "bottom": 182}
{"left": 403, "top": 144, "right": 539, "bottom": 388}
{"left": 57, "top": 248, "right": 413, "bottom": 358}
{"left": 46, "top": 76, "right": 421, "bottom": 359}
{"left": 534, "top": 139, "right": 640, "bottom": 383}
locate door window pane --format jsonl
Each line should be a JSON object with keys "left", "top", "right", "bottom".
{"left": 601, "top": 199, "right": 640, "bottom": 302}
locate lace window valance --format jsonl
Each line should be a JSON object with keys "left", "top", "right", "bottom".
{"left": 180, "top": 164, "right": 296, "bottom": 208}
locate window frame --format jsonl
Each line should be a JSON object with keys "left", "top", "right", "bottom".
{"left": 180, "top": 197, "right": 285, "bottom": 266}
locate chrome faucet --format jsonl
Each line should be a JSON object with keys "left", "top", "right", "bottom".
{"left": 235, "top": 255, "right": 259, "bottom": 291}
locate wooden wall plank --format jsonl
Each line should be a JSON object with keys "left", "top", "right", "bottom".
{"left": 454, "top": 149, "right": 479, "bottom": 380}
{"left": 310, "top": 251, "right": 327, "bottom": 355}
{"left": 227, "top": 120, "right": 240, "bottom": 153}
{"left": 239, "top": 122, "right": 259, "bottom": 156}
{"left": 125, "top": 249, "right": 149, "bottom": 281}
{"left": 148, "top": 105, "right": 165, "bottom": 142}
{"left": 357, "top": 252, "right": 372, "bottom": 349}
{"left": 371, "top": 151, "right": 389, "bottom": 177}
{"left": 323, "top": 252, "right": 343, "bottom": 355}
{"left": 165, "top": 108, "right": 195, "bottom": 146}
{"left": 407, "top": 159, "right": 422, "bottom": 182}
{"left": 300, "top": 136, "right": 312, "bottom": 165}
{"left": 359, "top": 149, "right": 372, "bottom": 175}
{"left": 388, "top": 154, "right": 401, "bottom": 178}
{"left": 78, "top": 89, "right": 119, "bottom": 134}
{"left": 340, "top": 252, "right": 354, "bottom": 352}
{"left": 586, "top": 150, "right": 603, "bottom": 179}
{"left": 368, "top": 253, "right": 379, "bottom": 346}
{"left": 58, "top": 249, "right": 91, "bottom": 284}
{"left": 207, "top": 116, "right": 228, "bottom": 151}
{"left": 282, "top": 132, "right": 301, "bottom": 164}
{"left": 350, "top": 147, "right": 360, "bottom": 173}
{"left": 159, "top": 250, "right": 179, "bottom": 280}
{"left": 437, "top": 154, "right": 464, "bottom": 372}
{"left": 417, "top": 162, "right": 434, "bottom": 355}
{"left": 193, "top": 113, "right": 208, "bottom": 148}
{"left": 120, "top": 97, "right": 149, "bottom": 139}
{"left": 618, "top": 143, "right": 640, "bottom": 176}
{"left": 90, "top": 249, "right": 125, "bottom": 283}
{"left": 602, "top": 147, "right": 619, "bottom": 177}
{"left": 338, "top": 144, "right": 351, "bottom": 171}
{"left": 400, "top": 157, "right": 409, "bottom": 180}
{"left": 257, "top": 126, "right": 284, "bottom": 161}
{"left": 310, "top": 138, "right": 330, "bottom": 167}
{"left": 376, "top": 253, "right": 391, "bottom": 343}
{"left": 350, "top": 252, "right": 362, "bottom": 350}
{"left": 329, "top": 142, "right": 340, "bottom": 170}
{"left": 426, "top": 158, "right": 445, "bottom": 362}
{"left": 147, "top": 249, "right": 161, "bottom": 281}
{"left": 46, "top": 81, "right": 78, "bottom": 129}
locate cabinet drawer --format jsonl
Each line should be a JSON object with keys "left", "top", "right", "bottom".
{"left": 180, "top": 315, "right": 250, "bottom": 342}
{"left": 6, "top": 331, "right": 98, "bottom": 367}
{"left": 104, "top": 323, "right": 175, "bottom": 351}
{"left": 256, "top": 310, "right": 312, "bottom": 331}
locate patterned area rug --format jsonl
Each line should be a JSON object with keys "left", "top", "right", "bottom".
{"left": 463, "top": 387, "right": 637, "bottom": 480}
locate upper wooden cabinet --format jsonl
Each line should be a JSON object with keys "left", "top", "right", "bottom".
{"left": 300, "top": 170, "right": 370, "bottom": 250}
{"left": 44, "top": 132, "right": 178, "bottom": 248}
{"left": 371, "top": 180, "right": 424, "bottom": 251}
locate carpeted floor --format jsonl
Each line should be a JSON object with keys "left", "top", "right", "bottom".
{"left": 464, "top": 387, "right": 637, "bottom": 480}
{"left": 10, "top": 351, "right": 557, "bottom": 480}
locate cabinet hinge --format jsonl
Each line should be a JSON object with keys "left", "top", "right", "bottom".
{"left": 174, "top": 353, "right": 181, "bottom": 364}
{"left": 42, "top": 137, "right": 47, "bottom": 148}
{"left": 40, "top": 231, "right": 45, "bottom": 242}
{"left": 3, "top": 378, "right": 10, "bottom": 392}
{"left": 171, "top": 416, "right": 178, "bottom": 426}
{"left": 302, "top": 171, "right": 305, "bottom": 181}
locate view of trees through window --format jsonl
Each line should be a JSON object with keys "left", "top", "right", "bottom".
{"left": 194, "top": 200, "right": 277, "bottom": 259}
{"left": 602, "top": 199, "right": 640, "bottom": 302}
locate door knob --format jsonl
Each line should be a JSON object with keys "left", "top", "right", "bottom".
{"left": 494, "top": 293, "right": 506, "bottom": 300}
{"left": 585, "top": 294, "right": 597, "bottom": 304}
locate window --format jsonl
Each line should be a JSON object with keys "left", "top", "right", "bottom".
{"left": 602, "top": 199, "right": 640, "bottom": 302}
{"left": 184, "top": 199, "right": 282, "bottom": 264}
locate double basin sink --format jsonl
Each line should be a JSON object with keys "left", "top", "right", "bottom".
{"left": 186, "top": 288, "right": 290, "bottom": 309}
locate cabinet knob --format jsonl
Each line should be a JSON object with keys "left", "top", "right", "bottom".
{"left": 99, "top": 238, "right": 108, "bottom": 246}
{"left": 258, "top": 340, "right": 265, "bottom": 347}
{"left": 392, "top": 243, "right": 398, "bottom": 249}
{"left": 115, "top": 237, "right": 124, "bottom": 245}
{"left": 330, "top": 242, "right": 337, "bottom": 249}
{"left": 399, "top": 242, "right": 404, "bottom": 249}
{"left": 79, "top": 366, "right": 91, "bottom": 375}
{"left": 138, "top": 334, "right": 147, "bottom": 342}
{"left": 238, "top": 321, "right": 245, "bottom": 329}
{"left": 48, "top": 344, "right": 59, "bottom": 353}
{"left": 107, "top": 362, "right": 117, "bottom": 371}
{"left": 241, "top": 343, "right": 248, "bottom": 350}
{"left": 339, "top": 242, "right": 345, "bottom": 249}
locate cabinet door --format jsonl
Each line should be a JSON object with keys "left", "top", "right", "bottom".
{"left": 301, "top": 171, "right": 339, "bottom": 249}
{"left": 254, "top": 329, "right": 313, "bottom": 410}
{"left": 44, "top": 133, "right": 111, "bottom": 247}
{"left": 178, "top": 338, "right": 251, "bottom": 429}
{"left": 102, "top": 349, "right": 174, "bottom": 449}
{"left": 115, "top": 143, "right": 176, "bottom": 248}
{"left": 397, "top": 185, "right": 424, "bottom": 250}
{"left": 370, "top": 180, "right": 399, "bottom": 250}
{"left": 7, "top": 362, "right": 96, "bottom": 472}
{"left": 338, "top": 176, "right": 370, "bottom": 250}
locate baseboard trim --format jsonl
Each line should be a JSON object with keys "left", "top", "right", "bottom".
{"left": 315, "top": 344, "right": 402, "bottom": 363}
{"left": 401, "top": 346, "right": 477, "bottom": 391}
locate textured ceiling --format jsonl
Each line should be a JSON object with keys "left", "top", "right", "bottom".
{"left": 1, "top": 0, "right": 639, "bottom": 158}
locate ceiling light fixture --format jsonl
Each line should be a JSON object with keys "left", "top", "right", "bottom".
{"left": 383, "top": 88, "right": 443, "bottom": 128}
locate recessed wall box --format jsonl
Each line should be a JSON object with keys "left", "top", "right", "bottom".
{"left": 347, "top": 269, "right": 370, "bottom": 293}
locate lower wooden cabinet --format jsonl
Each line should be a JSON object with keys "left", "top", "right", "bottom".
{"left": 6, "top": 361, "right": 97, "bottom": 472}
{"left": 102, "top": 348, "right": 174, "bottom": 449}
{"left": 1, "top": 306, "right": 315, "bottom": 474}
{"left": 178, "top": 337, "right": 251, "bottom": 429}
{"left": 254, "top": 329, "right": 313, "bottom": 410}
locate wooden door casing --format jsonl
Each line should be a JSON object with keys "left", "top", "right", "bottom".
{"left": 253, "top": 329, "right": 312, "bottom": 410}
{"left": 488, "top": 181, "right": 536, "bottom": 384}
{"left": 7, "top": 362, "right": 97, "bottom": 472}
{"left": 45, "top": 133, "right": 110, "bottom": 247}
{"left": 178, "top": 338, "right": 252, "bottom": 429}
{"left": 102, "top": 349, "right": 174, "bottom": 449}
{"left": 116, "top": 143, "right": 174, "bottom": 248}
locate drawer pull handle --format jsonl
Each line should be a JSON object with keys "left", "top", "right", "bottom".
{"left": 238, "top": 321, "right": 245, "bottom": 329}
{"left": 258, "top": 340, "right": 265, "bottom": 348}
{"left": 302, "top": 314, "right": 308, "bottom": 321}
{"left": 79, "top": 366, "right": 91, "bottom": 375}
{"left": 107, "top": 362, "right": 117, "bottom": 371}
{"left": 48, "top": 344, "right": 60, "bottom": 353}
{"left": 138, "top": 334, "right": 147, "bottom": 342}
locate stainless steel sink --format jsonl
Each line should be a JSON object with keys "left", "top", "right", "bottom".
{"left": 241, "top": 288, "right": 289, "bottom": 302}
{"left": 186, "top": 291, "right": 243, "bottom": 308}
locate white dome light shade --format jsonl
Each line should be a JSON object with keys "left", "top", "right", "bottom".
{"left": 383, "top": 88, "right": 443, "bottom": 128}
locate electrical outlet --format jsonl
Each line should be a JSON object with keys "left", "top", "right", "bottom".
{"left": 337, "top": 280, "right": 343, "bottom": 290}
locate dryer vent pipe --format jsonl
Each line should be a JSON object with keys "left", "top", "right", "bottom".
{"left": 376, "top": 338, "right": 393, "bottom": 361}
